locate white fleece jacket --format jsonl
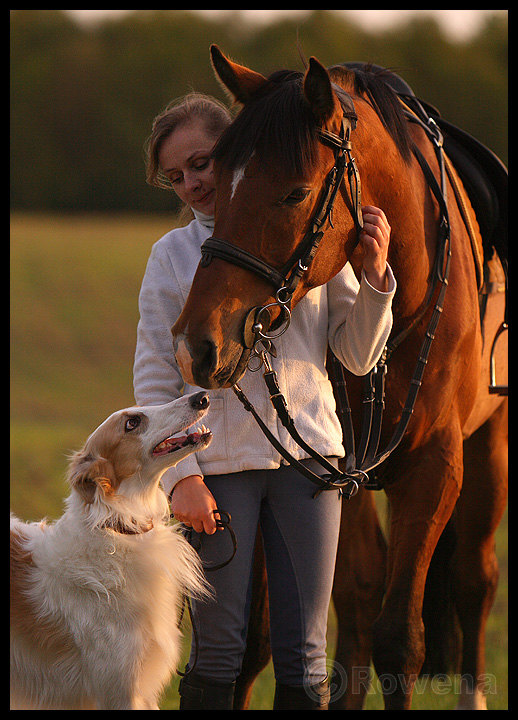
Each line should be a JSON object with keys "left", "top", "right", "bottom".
{"left": 133, "top": 214, "right": 396, "bottom": 496}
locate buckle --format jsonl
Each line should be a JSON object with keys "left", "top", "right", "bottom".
{"left": 427, "top": 117, "right": 443, "bottom": 147}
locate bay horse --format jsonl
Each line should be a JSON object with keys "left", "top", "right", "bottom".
{"left": 172, "top": 47, "right": 507, "bottom": 710}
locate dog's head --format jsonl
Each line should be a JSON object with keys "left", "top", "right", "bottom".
{"left": 68, "top": 392, "right": 212, "bottom": 507}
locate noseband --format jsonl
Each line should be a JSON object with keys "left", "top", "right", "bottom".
{"left": 200, "top": 111, "right": 363, "bottom": 361}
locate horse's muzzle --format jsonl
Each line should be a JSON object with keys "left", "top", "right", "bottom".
{"left": 172, "top": 331, "right": 247, "bottom": 390}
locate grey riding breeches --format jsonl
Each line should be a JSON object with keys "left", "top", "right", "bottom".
{"left": 185, "top": 459, "right": 342, "bottom": 686}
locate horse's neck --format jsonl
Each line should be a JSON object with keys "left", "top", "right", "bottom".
{"left": 359, "top": 147, "right": 434, "bottom": 323}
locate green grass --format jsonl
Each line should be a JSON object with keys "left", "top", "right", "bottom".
{"left": 10, "top": 213, "right": 507, "bottom": 709}
{"left": 11, "top": 213, "right": 173, "bottom": 517}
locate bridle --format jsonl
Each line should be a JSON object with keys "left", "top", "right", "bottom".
{"left": 200, "top": 109, "right": 363, "bottom": 363}
{"left": 198, "top": 93, "right": 452, "bottom": 499}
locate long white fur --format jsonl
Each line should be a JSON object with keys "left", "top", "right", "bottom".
{"left": 10, "top": 394, "right": 211, "bottom": 710}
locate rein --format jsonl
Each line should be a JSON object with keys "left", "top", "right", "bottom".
{"left": 177, "top": 509, "right": 237, "bottom": 679}
{"left": 201, "top": 96, "right": 452, "bottom": 499}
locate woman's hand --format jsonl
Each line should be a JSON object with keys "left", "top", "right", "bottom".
{"left": 360, "top": 205, "right": 391, "bottom": 292}
{"left": 170, "top": 475, "right": 219, "bottom": 534}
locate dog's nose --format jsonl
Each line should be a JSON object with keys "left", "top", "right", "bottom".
{"left": 190, "top": 392, "right": 210, "bottom": 411}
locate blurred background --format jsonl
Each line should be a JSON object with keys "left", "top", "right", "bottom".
{"left": 10, "top": 10, "right": 507, "bottom": 709}
{"left": 11, "top": 9, "right": 507, "bottom": 213}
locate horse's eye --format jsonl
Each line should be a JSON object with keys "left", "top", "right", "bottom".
{"left": 280, "top": 188, "right": 310, "bottom": 207}
{"left": 125, "top": 415, "right": 141, "bottom": 432}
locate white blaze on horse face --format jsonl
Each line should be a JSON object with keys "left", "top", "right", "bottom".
{"left": 231, "top": 165, "right": 246, "bottom": 201}
{"left": 230, "top": 152, "right": 254, "bottom": 202}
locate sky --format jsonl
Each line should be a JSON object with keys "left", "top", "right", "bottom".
{"left": 63, "top": 10, "right": 506, "bottom": 43}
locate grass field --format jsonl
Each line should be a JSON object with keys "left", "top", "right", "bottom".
{"left": 10, "top": 213, "right": 508, "bottom": 709}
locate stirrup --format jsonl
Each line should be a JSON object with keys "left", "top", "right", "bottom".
{"left": 488, "top": 322, "right": 508, "bottom": 396}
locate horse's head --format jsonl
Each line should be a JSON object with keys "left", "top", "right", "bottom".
{"left": 172, "top": 46, "right": 361, "bottom": 389}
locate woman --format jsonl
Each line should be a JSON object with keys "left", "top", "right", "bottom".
{"left": 135, "top": 93, "right": 395, "bottom": 710}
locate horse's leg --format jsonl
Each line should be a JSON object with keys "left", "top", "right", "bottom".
{"left": 453, "top": 400, "right": 508, "bottom": 710}
{"left": 331, "top": 487, "right": 386, "bottom": 709}
{"left": 372, "top": 430, "right": 463, "bottom": 710}
{"left": 233, "top": 530, "right": 271, "bottom": 710}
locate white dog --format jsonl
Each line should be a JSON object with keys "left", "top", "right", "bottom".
{"left": 10, "top": 392, "right": 212, "bottom": 710}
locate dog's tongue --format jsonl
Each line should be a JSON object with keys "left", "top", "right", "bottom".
{"left": 153, "top": 433, "right": 201, "bottom": 456}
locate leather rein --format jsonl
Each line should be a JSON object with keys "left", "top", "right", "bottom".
{"left": 200, "top": 97, "right": 452, "bottom": 499}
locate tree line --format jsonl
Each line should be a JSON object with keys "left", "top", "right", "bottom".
{"left": 10, "top": 10, "right": 507, "bottom": 213}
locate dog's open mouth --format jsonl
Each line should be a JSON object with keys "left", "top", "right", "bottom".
{"left": 152, "top": 425, "right": 212, "bottom": 456}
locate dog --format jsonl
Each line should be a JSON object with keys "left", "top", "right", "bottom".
{"left": 10, "top": 392, "right": 212, "bottom": 710}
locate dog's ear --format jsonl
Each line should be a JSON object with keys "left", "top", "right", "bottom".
{"left": 68, "top": 451, "right": 117, "bottom": 504}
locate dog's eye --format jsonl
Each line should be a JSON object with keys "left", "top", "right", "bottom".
{"left": 125, "top": 415, "right": 141, "bottom": 432}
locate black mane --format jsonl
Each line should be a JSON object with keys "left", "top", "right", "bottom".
{"left": 337, "top": 63, "right": 413, "bottom": 163}
{"left": 212, "top": 69, "right": 356, "bottom": 177}
{"left": 212, "top": 64, "right": 412, "bottom": 175}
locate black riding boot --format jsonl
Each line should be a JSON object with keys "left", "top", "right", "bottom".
{"left": 273, "top": 676, "right": 330, "bottom": 710}
{"left": 178, "top": 673, "right": 236, "bottom": 710}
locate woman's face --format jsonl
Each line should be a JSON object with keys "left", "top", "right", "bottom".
{"left": 159, "top": 118, "right": 217, "bottom": 216}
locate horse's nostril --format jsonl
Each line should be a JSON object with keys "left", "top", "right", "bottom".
{"left": 195, "top": 338, "right": 218, "bottom": 376}
{"left": 190, "top": 392, "right": 210, "bottom": 411}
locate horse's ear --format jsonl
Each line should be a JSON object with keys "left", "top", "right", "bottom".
{"left": 303, "top": 57, "right": 338, "bottom": 125}
{"left": 210, "top": 44, "right": 267, "bottom": 104}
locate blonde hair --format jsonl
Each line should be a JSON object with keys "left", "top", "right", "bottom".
{"left": 145, "top": 92, "right": 232, "bottom": 191}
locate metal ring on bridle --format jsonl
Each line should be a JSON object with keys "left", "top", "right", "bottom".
{"left": 344, "top": 479, "right": 359, "bottom": 497}
{"left": 276, "top": 286, "right": 293, "bottom": 306}
{"left": 342, "top": 469, "right": 370, "bottom": 496}
{"left": 252, "top": 337, "right": 273, "bottom": 359}
{"left": 247, "top": 352, "right": 266, "bottom": 372}
{"left": 254, "top": 302, "right": 291, "bottom": 341}
{"left": 247, "top": 337, "right": 274, "bottom": 372}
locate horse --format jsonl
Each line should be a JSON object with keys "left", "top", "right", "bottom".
{"left": 171, "top": 47, "right": 507, "bottom": 710}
